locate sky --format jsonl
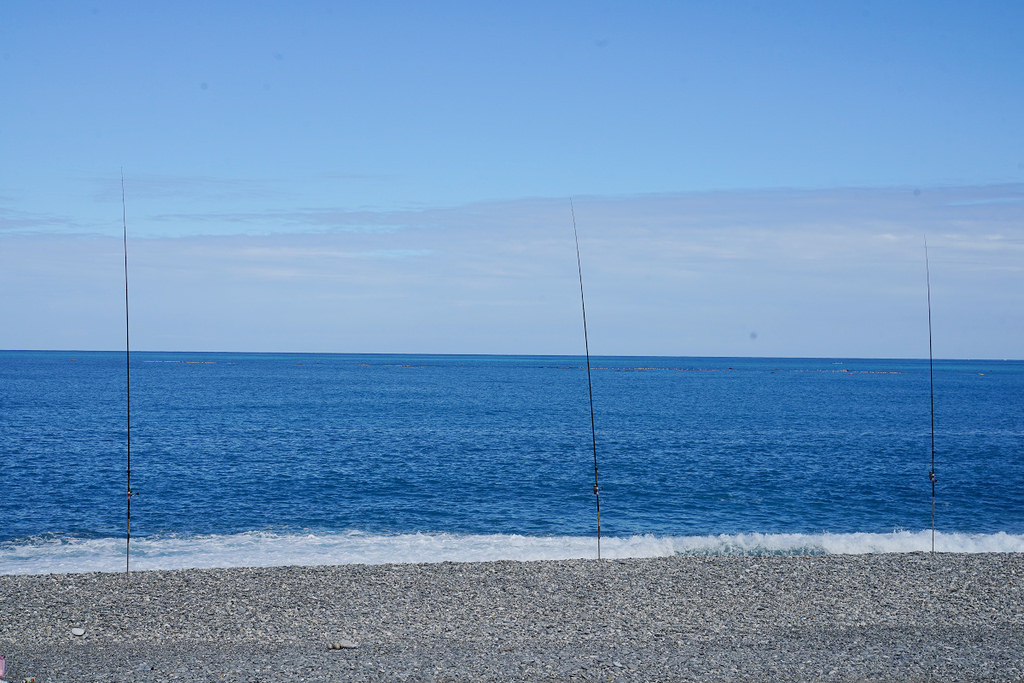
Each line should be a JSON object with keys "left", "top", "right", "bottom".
{"left": 2, "top": 1, "right": 1022, "bottom": 358}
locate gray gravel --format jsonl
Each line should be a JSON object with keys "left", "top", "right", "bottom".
{"left": 1, "top": 553, "right": 1022, "bottom": 681}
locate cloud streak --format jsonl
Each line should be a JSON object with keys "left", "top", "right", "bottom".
{"left": 2, "top": 184, "right": 1022, "bottom": 358}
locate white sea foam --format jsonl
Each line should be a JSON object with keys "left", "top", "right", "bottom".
{"left": 2, "top": 529, "right": 1023, "bottom": 575}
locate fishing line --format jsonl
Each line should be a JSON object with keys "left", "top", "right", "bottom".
{"left": 122, "top": 170, "right": 136, "bottom": 573}
{"left": 571, "top": 199, "right": 602, "bottom": 560}
{"left": 925, "top": 237, "right": 936, "bottom": 553}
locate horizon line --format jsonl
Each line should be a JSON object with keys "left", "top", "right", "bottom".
{"left": 2, "top": 349, "right": 1019, "bottom": 363}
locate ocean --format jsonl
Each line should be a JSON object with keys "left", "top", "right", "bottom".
{"left": 2, "top": 351, "right": 1022, "bottom": 574}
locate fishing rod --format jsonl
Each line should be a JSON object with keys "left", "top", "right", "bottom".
{"left": 925, "top": 238, "right": 936, "bottom": 553}
{"left": 122, "top": 170, "right": 137, "bottom": 573}
{"left": 571, "top": 199, "right": 602, "bottom": 560}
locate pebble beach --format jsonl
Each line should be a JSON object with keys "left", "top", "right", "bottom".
{"left": 1, "top": 553, "right": 1022, "bottom": 681}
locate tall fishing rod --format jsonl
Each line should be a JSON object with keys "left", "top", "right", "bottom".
{"left": 925, "top": 237, "right": 936, "bottom": 553}
{"left": 571, "top": 199, "right": 602, "bottom": 560}
{"left": 122, "top": 170, "right": 136, "bottom": 573}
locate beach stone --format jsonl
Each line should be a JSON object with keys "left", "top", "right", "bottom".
{"left": 71, "top": 627, "right": 85, "bottom": 637}
{"left": 328, "top": 639, "right": 358, "bottom": 650}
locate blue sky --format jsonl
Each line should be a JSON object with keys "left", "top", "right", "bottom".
{"left": 2, "top": 1, "right": 1022, "bottom": 357}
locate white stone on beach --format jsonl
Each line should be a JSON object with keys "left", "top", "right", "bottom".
{"left": 71, "top": 627, "right": 85, "bottom": 637}
{"left": 328, "top": 639, "right": 358, "bottom": 650}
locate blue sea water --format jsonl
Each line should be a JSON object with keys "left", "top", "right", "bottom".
{"left": 2, "top": 351, "right": 1023, "bottom": 574}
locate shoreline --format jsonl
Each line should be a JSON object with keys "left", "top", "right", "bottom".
{"left": 2, "top": 553, "right": 1022, "bottom": 681}
{"left": 6, "top": 529, "right": 1024, "bottom": 576}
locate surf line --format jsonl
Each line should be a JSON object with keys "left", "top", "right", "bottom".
{"left": 925, "top": 237, "right": 936, "bottom": 553}
{"left": 122, "top": 170, "right": 138, "bottom": 573}
{"left": 571, "top": 199, "right": 602, "bottom": 560}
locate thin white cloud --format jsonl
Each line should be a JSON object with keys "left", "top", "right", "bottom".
{"left": 88, "top": 173, "right": 290, "bottom": 204}
{"left": 2, "top": 184, "right": 1021, "bottom": 357}
{"left": 0, "top": 207, "right": 85, "bottom": 233}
